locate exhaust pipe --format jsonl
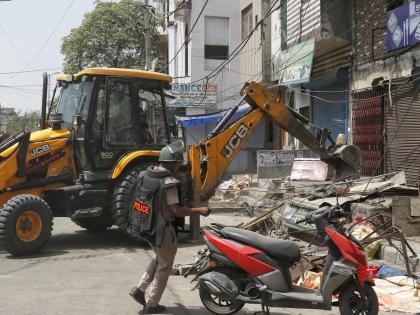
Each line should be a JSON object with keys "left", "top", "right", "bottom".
{"left": 40, "top": 72, "right": 48, "bottom": 129}
{"left": 199, "top": 272, "right": 239, "bottom": 300}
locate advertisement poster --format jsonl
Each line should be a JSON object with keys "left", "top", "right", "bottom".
{"left": 387, "top": 1, "right": 420, "bottom": 51}
{"left": 169, "top": 83, "right": 217, "bottom": 108}
{"left": 257, "top": 150, "right": 302, "bottom": 167}
{"left": 276, "top": 151, "right": 295, "bottom": 166}
{"left": 257, "top": 151, "right": 277, "bottom": 167}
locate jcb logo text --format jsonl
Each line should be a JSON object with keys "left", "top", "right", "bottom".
{"left": 221, "top": 124, "right": 249, "bottom": 159}
{"left": 30, "top": 144, "right": 50, "bottom": 157}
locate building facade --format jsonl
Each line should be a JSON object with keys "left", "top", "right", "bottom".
{"left": 154, "top": 0, "right": 242, "bottom": 112}
{"left": 271, "top": 0, "right": 352, "bottom": 152}
{"left": 352, "top": 0, "right": 420, "bottom": 183}
{"left": 154, "top": 0, "right": 268, "bottom": 173}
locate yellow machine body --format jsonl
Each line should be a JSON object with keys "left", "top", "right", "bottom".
{"left": 0, "top": 128, "right": 75, "bottom": 206}
{"left": 0, "top": 67, "right": 173, "bottom": 256}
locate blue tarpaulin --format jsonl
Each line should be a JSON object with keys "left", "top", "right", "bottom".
{"left": 176, "top": 105, "right": 251, "bottom": 128}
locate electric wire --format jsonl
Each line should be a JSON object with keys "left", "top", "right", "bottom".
{"left": 195, "top": 0, "right": 324, "bottom": 106}
{"left": 13, "top": 0, "right": 75, "bottom": 77}
{"left": 161, "top": 0, "right": 209, "bottom": 72}
{"left": 0, "top": 67, "right": 62, "bottom": 75}
{"left": 189, "top": 0, "right": 283, "bottom": 85}
{"left": 0, "top": 23, "right": 28, "bottom": 66}
{"left": 164, "top": 0, "right": 189, "bottom": 17}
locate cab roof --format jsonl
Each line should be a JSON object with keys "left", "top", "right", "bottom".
{"left": 56, "top": 67, "right": 172, "bottom": 83}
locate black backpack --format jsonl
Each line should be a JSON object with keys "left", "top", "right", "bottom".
{"left": 128, "top": 171, "right": 166, "bottom": 244}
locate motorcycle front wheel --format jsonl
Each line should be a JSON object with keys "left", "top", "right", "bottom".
{"left": 338, "top": 283, "right": 379, "bottom": 315}
{"left": 199, "top": 283, "right": 245, "bottom": 315}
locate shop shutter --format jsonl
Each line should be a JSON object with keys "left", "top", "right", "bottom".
{"left": 352, "top": 89, "right": 384, "bottom": 176}
{"left": 312, "top": 83, "right": 348, "bottom": 143}
{"left": 386, "top": 80, "right": 420, "bottom": 185}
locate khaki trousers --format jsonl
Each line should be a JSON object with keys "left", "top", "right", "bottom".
{"left": 137, "top": 225, "right": 177, "bottom": 307}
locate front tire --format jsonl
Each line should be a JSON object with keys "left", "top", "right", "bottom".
{"left": 339, "top": 283, "right": 379, "bottom": 315}
{"left": 199, "top": 283, "right": 245, "bottom": 315}
{"left": 111, "top": 164, "right": 149, "bottom": 241}
{"left": 0, "top": 194, "right": 53, "bottom": 256}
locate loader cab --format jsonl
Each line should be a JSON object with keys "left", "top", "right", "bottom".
{"left": 52, "top": 68, "right": 172, "bottom": 177}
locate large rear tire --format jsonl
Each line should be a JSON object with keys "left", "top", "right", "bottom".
{"left": 0, "top": 194, "right": 53, "bottom": 256}
{"left": 338, "top": 283, "right": 378, "bottom": 315}
{"left": 111, "top": 164, "right": 150, "bottom": 242}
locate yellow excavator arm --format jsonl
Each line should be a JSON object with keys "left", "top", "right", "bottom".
{"left": 187, "top": 82, "right": 361, "bottom": 204}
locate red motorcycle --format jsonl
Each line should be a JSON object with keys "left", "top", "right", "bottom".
{"left": 190, "top": 206, "right": 379, "bottom": 315}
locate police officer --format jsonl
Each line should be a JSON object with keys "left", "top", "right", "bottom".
{"left": 130, "top": 141, "right": 210, "bottom": 314}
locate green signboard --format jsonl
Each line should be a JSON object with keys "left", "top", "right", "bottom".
{"left": 280, "top": 38, "right": 315, "bottom": 85}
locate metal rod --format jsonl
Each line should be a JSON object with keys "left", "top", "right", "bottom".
{"left": 205, "top": 95, "right": 246, "bottom": 140}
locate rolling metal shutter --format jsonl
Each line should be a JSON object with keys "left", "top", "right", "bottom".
{"left": 312, "top": 83, "right": 348, "bottom": 143}
{"left": 352, "top": 89, "right": 384, "bottom": 176}
{"left": 386, "top": 80, "right": 420, "bottom": 185}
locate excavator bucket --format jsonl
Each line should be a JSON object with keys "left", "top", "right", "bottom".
{"left": 323, "top": 144, "right": 362, "bottom": 180}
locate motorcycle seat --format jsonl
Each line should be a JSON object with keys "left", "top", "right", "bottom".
{"left": 220, "top": 227, "right": 301, "bottom": 268}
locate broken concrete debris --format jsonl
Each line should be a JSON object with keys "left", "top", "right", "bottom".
{"left": 190, "top": 170, "right": 420, "bottom": 313}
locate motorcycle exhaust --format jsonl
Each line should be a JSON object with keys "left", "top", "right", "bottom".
{"left": 199, "top": 272, "right": 239, "bottom": 300}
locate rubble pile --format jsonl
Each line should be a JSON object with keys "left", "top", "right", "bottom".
{"left": 203, "top": 170, "right": 420, "bottom": 313}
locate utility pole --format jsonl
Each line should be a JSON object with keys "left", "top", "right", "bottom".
{"left": 144, "top": 0, "right": 152, "bottom": 70}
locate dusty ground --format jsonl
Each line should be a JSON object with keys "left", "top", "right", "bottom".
{"left": 0, "top": 212, "right": 410, "bottom": 315}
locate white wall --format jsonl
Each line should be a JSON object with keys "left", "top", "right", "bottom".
{"left": 240, "top": 0, "right": 264, "bottom": 84}
{"left": 351, "top": 51, "right": 420, "bottom": 90}
{"left": 167, "top": 0, "right": 242, "bottom": 110}
{"left": 168, "top": 0, "right": 267, "bottom": 174}
{"left": 191, "top": 0, "right": 242, "bottom": 109}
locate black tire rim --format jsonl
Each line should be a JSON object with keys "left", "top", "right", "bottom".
{"left": 210, "top": 294, "right": 234, "bottom": 307}
{"left": 349, "top": 292, "right": 372, "bottom": 315}
{"left": 199, "top": 282, "right": 244, "bottom": 315}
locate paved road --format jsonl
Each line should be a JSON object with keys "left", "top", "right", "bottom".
{"left": 0, "top": 213, "right": 408, "bottom": 315}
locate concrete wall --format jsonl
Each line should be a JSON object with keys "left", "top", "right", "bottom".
{"left": 167, "top": 0, "right": 242, "bottom": 110}
{"left": 239, "top": 0, "right": 273, "bottom": 84}
{"left": 167, "top": 0, "right": 272, "bottom": 174}
{"left": 239, "top": 0, "right": 264, "bottom": 84}
{"left": 351, "top": 0, "right": 417, "bottom": 89}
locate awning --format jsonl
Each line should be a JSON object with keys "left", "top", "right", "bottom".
{"left": 176, "top": 104, "right": 251, "bottom": 128}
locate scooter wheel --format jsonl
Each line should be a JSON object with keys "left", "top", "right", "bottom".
{"left": 199, "top": 283, "right": 244, "bottom": 315}
{"left": 338, "top": 283, "right": 378, "bottom": 315}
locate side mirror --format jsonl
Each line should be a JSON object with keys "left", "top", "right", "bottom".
{"left": 72, "top": 115, "right": 82, "bottom": 130}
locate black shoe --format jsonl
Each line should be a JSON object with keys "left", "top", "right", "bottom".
{"left": 139, "top": 304, "right": 167, "bottom": 314}
{"left": 129, "top": 287, "right": 145, "bottom": 305}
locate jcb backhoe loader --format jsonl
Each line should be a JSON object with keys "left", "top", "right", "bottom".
{"left": 185, "top": 82, "right": 361, "bottom": 238}
{"left": 0, "top": 68, "right": 360, "bottom": 256}
{"left": 0, "top": 68, "right": 174, "bottom": 256}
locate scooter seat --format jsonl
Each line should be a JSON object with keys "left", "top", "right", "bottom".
{"left": 220, "top": 227, "right": 301, "bottom": 268}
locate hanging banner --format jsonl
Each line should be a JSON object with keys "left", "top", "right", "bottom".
{"left": 387, "top": 1, "right": 420, "bottom": 51}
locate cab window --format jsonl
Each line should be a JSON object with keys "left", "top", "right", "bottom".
{"left": 56, "top": 79, "right": 93, "bottom": 128}
{"left": 105, "top": 80, "right": 135, "bottom": 146}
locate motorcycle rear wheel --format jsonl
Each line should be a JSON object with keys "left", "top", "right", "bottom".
{"left": 338, "top": 283, "right": 378, "bottom": 315}
{"left": 199, "top": 283, "right": 245, "bottom": 315}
